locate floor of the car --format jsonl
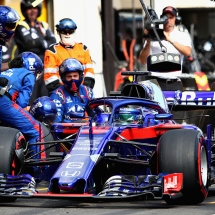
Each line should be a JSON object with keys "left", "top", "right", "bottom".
{"left": 36, "top": 180, "right": 49, "bottom": 193}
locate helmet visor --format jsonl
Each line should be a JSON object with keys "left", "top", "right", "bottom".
{"left": 59, "top": 19, "right": 76, "bottom": 30}
{"left": 59, "top": 29, "right": 75, "bottom": 35}
{"left": 118, "top": 113, "right": 135, "bottom": 122}
{"left": 43, "top": 113, "right": 57, "bottom": 124}
{"left": 5, "top": 22, "right": 17, "bottom": 31}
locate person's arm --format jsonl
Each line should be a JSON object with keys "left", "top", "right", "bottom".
{"left": 38, "top": 21, "right": 56, "bottom": 48}
{"left": 45, "top": 27, "right": 56, "bottom": 47}
{"left": 138, "top": 29, "right": 151, "bottom": 65}
{"left": 14, "top": 24, "right": 45, "bottom": 52}
{"left": 16, "top": 73, "right": 35, "bottom": 108}
{"left": 163, "top": 31, "right": 192, "bottom": 57}
{"left": 44, "top": 49, "right": 61, "bottom": 93}
{"left": 49, "top": 92, "right": 64, "bottom": 123}
{"left": 82, "top": 45, "right": 95, "bottom": 89}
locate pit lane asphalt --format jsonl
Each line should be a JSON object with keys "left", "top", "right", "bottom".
{"left": 1, "top": 185, "right": 215, "bottom": 215}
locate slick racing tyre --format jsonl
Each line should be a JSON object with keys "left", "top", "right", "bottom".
{"left": 158, "top": 129, "right": 208, "bottom": 205}
{"left": 0, "top": 127, "right": 26, "bottom": 202}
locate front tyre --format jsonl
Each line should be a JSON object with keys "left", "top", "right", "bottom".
{"left": 0, "top": 127, "right": 26, "bottom": 202}
{"left": 158, "top": 129, "right": 208, "bottom": 205}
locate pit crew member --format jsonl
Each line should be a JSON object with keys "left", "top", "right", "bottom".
{"left": 0, "top": 52, "right": 44, "bottom": 160}
{"left": 50, "top": 58, "right": 94, "bottom": 123}
{"left": 14, "top": 0, "right": 57, "bottom": 105}
{"left": 139, "top": 6, "right": 192, "bottom": 90}
{"left": 0, "top": 5, "right": 22, "bottom": 71}
{"left": 44, "top": 18, "right": 95, "bottom": 93}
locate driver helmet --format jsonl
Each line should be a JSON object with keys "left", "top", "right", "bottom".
{"left": 59, "top": 58, "right": 84, "bottom": 93}
{"left": 114, "top": 107, "right": 142, "bottom": 125}
{"left": 21, "top": 0, "right": 42, "bottom": 18}
{"left": 29, "top": 96, "right": 57, "bottom": 125}
{"left": 0, "top": 6, "right": 20, "bottom": 43}
{"left": 56, "top": 18, "right": 77, "bottom": 46}
{"left": 19, "top": 52, "right": 43, "bottom": 79}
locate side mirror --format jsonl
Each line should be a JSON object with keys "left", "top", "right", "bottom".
{"left": 154, "top": 114, "right": 173, "bottom": 120}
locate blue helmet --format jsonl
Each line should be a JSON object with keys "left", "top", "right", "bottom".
{"left": 94, "top": 113, "right": 111, "bottom": 125}
{"left": 0, "top": 6, "right": 20, "bottom": 42}
{"left": 59, "top": 58, "right": 84, "bottom": 92}
{"left": 19, "top": 52, "right": 43, "bottom": 78}
{"left": 56, "top": 18, "right": 77, "bottom": 33}
{"left": 29, "top": 96, "right": 57, "bottom": 124}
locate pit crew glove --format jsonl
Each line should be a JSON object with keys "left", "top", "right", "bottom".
{"left": 8, "top": 56, "right": 23, "bottom": 69}
{"left": 83, "top": 77, "right": 95, "bottom": 89}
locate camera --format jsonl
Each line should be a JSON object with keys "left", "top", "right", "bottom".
{"left": 143, "top": 8, "right": 168, "bottom": 41}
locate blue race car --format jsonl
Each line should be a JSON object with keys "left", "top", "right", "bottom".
{"left": 0, "top": 0, "right": 212, "bottom": 204}
{"left": 0, "top": 72, "right": 212, "bottom": 205}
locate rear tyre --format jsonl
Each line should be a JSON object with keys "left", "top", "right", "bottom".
{"left": 158, "top": 129, "right": 208, "bottom": 205}
{"left": 0, "top": 127, "right": 26, "bottom": 202}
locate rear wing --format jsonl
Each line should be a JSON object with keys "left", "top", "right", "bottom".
{"left": 163, "top": 90, "right": 215, "bottom": 111}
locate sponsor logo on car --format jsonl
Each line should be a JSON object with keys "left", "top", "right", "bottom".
{"left": 61, "top": 170, "right": 81, "bottom": 177}
{"left": 66, "top": 162, "right": 84, "bottom": 169}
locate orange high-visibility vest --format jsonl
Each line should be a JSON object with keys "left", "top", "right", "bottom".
{"left": 44, "top": 43, "right": 95, "bottom": 86}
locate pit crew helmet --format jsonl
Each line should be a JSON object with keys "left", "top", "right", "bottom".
{"left": 59, "top": 58, "right": 84, "bottom": 92}
{"left": 114, "top": 107, "right": 143, "bottom": 125}
{"left": 21, "top": 0, "right": 42, "bottom": 18}
{"left": 19, "top": 52, "right": 43, "bottom": 79}
{"left": 29, "top": 96, "right": 57, "bottom": 124}
{"left": 56, "top": 18, "right": 77, "bottom": 46}
{"left": 0, "top": 6, "right": 20, "bottom": 43}
{"left": 56, "top": 18, "right": 77, "bottom": 33}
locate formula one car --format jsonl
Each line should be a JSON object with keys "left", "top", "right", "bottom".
{"left": 0, "top": 70, "right": 213, "bottom": 205}
{"left": 0, "top": 0, "right": 213, "bottom": 205}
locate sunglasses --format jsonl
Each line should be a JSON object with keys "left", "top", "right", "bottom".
{"left": 59, "top": 29, "right": 75, "bottom": 35}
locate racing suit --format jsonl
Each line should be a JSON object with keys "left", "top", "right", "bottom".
{"left": 50, "top": 85, "right": 94, "bottom": 123}
{"left": 14, "top": 20, "right": 56, "bottom": 105}
{"left": 0, "top": 68, "right": 44, "bottom": 160}
{"left": 44, "top": 43, "right": 95, "bottom": 93}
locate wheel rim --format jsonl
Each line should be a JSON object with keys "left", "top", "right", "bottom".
{"left": 201, "top": 146, "right": 208, "bottom": 186}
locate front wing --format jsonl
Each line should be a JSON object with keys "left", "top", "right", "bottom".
{"left": 0, "top": 173, "right": 183, "bottom": 202}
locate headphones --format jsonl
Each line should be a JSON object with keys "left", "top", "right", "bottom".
{"left": 160, "top": 6, "right": 182, "bottom": 25}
